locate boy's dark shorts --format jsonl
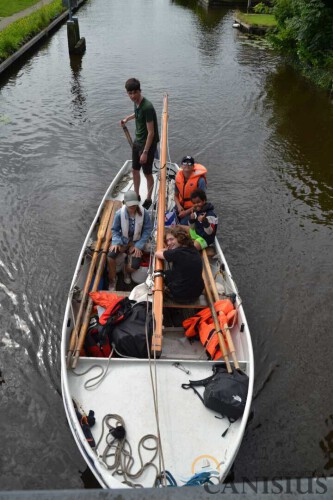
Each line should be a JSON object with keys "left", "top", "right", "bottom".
{"left": 132, "top": 141, "right": 157, "bottom": 175}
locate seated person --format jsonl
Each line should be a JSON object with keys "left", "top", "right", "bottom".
{"left": 188, "top": 189, "right": 218, "bottom": 251}
{"left": 155, "top": 226, "right": 204, "bottom": 303}
{"left": 174, "top": 155, "right": 207, "bottom": 225}
{"left": 107, "top": 191, "right": 152, "bottom": 289}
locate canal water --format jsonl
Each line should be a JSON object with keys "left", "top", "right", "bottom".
{"left": 0, "top": 0, "right": 332, "bottom": 490}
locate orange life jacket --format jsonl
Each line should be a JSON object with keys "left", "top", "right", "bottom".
{"left": 175, "top": 164, "right": 207, "bottom": 209}
{"left": 183, "top": 299, "right": 237, "bottom": 360}
{"left": 89, "top": 291, "right": 126, "bottom": 325}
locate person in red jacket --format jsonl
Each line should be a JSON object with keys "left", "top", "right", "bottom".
{"left": 174, "top": 155, "right": 207, "bottom": 224}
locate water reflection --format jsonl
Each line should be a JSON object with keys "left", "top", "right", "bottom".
{"left": 265, "top": 65, "right": 333, "bottom": 226}
{"left": 69, "top": 53, "right": 87, "bottom": 122}
{"left": 172, "top": 0, "right": 228, "bottom": 60}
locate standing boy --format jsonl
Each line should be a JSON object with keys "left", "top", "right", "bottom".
{"left": 120, "top": 78, "right": 159, "bottom": 210}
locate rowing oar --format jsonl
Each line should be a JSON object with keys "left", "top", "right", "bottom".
{"left": 122, "top": 124, "right": 133, "bottom": 148}
{"left": 202, "top": 249, "right": 240, "bottom": 370}
{"left": 71, "top": 202, "right": 118, "bottom": 369}
{"left": 202, "top": 265, "right": 232, "bottom": 373}
{"left": 67, "top": 200, "right": 113, "bottom": 367}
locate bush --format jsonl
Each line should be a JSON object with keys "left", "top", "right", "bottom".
{"left": 0, "top": 0, "right": 65, "bottom": 62}
{"left": 269, "top": 0, "right": 333, "bottom": 90}
{"left": 253, "top": 2, "right": 271, "bottom": 14}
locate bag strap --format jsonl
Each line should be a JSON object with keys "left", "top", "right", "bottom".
{"left": 181, "top": 382, "right": 205, "bottom": 406}
{"left": 181, "top": 369, "right": 217, "bottom": 404}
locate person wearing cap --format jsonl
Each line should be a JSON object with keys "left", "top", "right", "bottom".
{"left": 107, "top": 191, "right": 152, "bottom": 289}
{"left": 120, "top": 78, "right": 160, "bottom": 210}
{"left": 174, "top": 156, "right": 207, "bottom": 225}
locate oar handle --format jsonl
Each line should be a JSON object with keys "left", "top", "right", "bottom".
{"left": 222, "top": 321, "right": 240, "bottom": 370}
{"left": 122, "top": 125, "right": 133, "bottom": 148}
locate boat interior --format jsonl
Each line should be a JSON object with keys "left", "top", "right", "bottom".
{"left": 62, "top": 160, "right": 253, "bottom": 488}
{"left": 65, "top": 160, "right": 251, "bottom": 368}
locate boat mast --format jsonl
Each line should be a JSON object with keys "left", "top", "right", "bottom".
{"left": 151, "top": 94, "right": 168, "bottom": 356}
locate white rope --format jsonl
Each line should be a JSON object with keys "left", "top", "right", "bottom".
{"left": 70, "top": 348, "right": 113, "bottom": 390}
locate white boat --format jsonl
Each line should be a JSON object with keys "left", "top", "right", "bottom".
{"left": 61, "top": 96, "right": 254, "bottom": 489}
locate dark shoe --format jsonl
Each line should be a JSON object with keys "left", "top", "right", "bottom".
{"left": 142, "top": 199, "right": 152, "bottom": 210}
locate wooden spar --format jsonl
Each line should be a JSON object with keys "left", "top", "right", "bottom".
{"left": 151, "top": 94, "right": 168, "bottom": 355}
{"left": 71, "top": 200, "right": 121, "bottom": 369}
{"left": 67, "top": 200, "right": 113, "bottom": 367}
{"left": 202, "top": 249, "right": 240, "bottom": 370}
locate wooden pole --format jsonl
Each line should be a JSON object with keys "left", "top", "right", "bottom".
{"left": 71, "top": 201, "right": 121, "bottom": 368}
{"left": 122, "top": 125, "right": 133, "bottom": 148}
{"left": 202, "top": 249, "right": 240, "bottom": 370}
{"left": 67, "top": 200, "right": 113, "bottom": 367}
{"left": 202, "top": 268, "right": 232, "bottom": 373}
{"left": 151, "top": 94, "right": 168, "bottom": 355}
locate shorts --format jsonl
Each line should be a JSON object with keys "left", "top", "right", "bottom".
{"left": 189, "top": 228, "right": 208, "bottom": 250}
{"left": 108, "top": 247, "right": 141, "bottom": 270}
{"left": 132, "top": 141, "right": 157, "bottom": 175}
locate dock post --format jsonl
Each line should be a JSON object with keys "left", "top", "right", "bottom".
{"left": 66, "top": 0, "right": 86, "bottom": 54}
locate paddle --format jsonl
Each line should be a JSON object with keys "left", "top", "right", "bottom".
{"left": 122, "top": 124, "right": 133, "bottom": 148}
{"left": 71, "top": 201, "right": 120, "bottom": 369}
{"left": 67, "top": 200, "right": 114, "bottom": 367}
{"left": 202, "top": 249, "right": 240, "bottom": 370}
{"left": 202, "top": 266, "right": 232, "bottom": 373}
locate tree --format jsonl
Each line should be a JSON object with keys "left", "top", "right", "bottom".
{"left": 271, "top": 0, "right": 333, "bottom": 66}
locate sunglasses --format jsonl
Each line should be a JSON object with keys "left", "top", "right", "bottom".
{"left": 182, "top": 162, "right": 194, "bottom": 167}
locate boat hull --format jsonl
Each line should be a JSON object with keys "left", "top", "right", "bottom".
{"left": 61, "top": 160, "right": 254, "bottom": 489}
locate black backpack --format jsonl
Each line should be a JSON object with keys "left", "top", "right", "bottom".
{"left": 107, "top": 301, "right": 153, "bottom": 358}
{"left": 182, "top": 364, "right": 249, "bottom": 422}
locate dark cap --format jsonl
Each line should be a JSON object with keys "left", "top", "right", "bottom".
{"left": 181, "top": 155, "right": 195, "bottom": 166}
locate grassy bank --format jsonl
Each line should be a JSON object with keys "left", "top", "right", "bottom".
{"left": 0, "top": 0, "right": 65, "bottom": 63}
{"left": 0, "top": 0, "right": 42, "bottom": 17}
{"left": 236, "top": 12, "right": 277, "bottom": 28}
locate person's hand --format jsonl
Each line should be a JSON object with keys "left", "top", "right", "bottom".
{"left": 120, "top": 118, "right": 127, "bottom": 127}
{"left": 109, "top": 244, "right": 120, "bottom": 253}
{"left": 178, "top": 210, "right": 187, "bottom": 219}
{"left": 198, "top": 212, "right": 206, "bottom": 223}
{"left": 190, "top": 211, "right": 196, "bottom": 220}
{"left": 140, "top": 151, "right": 148, "bottom": 164}
{"left": 132, "top": 247, "right": 143, "bottom": 258}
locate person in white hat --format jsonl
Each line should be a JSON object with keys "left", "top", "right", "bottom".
{"left": 107, "top": 191, "right": 152, "bottom": 289}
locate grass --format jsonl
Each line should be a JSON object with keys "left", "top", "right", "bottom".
{"left": 236, "top": 12, "right": 277, "bottom": 28}
{"left": 0, "top": 0, "right": 42, "bottom": 17}
{"left": 0, "top": 0, "right": 65, "bottom": 62}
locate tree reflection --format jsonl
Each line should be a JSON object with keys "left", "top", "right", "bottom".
{"left": 171, "top": 0, "right": 228, "bottom": 60}
{"left": 265, "top": 65, "right": 333, "bottom": 226}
